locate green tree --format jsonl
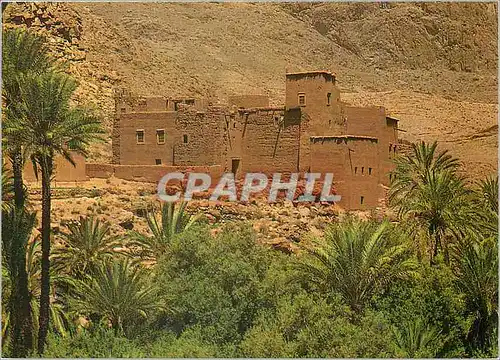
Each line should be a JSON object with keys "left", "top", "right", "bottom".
{"left": 389, "top": 141, "right": 473, "bottom": 262}
{"left": 12, "top": 71, "right": 104, "bottom": 354}
{"left": 52, "top": 216, "right": 120, "bottom": 279}
{"left": 297, "top": 219, "right": 418, "bottom": 312}
{"left": 156, "top": 223, "right": 274, "bottom": 345}
{"left": 392, "top": 318, "right": 443, "bottom": 357}
{"left": 1, "top": 208, "right": 36, "bottom": 356}
{"left": 2, "top": 28, "right": 54, "bottom": 209}
{"left": 453, "top": 236, "right": 498, "bottom": 354}
{"left": 1, "top": 28, "right": 55, "bottom": 356}
{"left": 72, "top": 259, "right": 163, "bottom": 335}
{"left": 129, "top": 201, "right": 200, "bottom": 263}
{"left": 473, "top": 176, "right": 498, "bottom": 238}
{"left": 476, "top": 176, "right": 498, "bottom": 213}
{"left": 24, "top": 238, "right": 75, "bottom": 339}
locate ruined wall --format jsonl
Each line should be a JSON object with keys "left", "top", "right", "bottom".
{"left": 239, "top": 108, "right": 300, "bottom": 175}
{"left": 228, "top": 95, "right": 269, "bottom": 108}
{"left": 86, "top": 163, "right": 114, "bottom": 178}
{"left": 174, "top": 106, "right": 227, "bottom": 167}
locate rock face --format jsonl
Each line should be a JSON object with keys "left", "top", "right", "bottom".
{"left": 3, "top": 2, "right": 497, "bottom": 178}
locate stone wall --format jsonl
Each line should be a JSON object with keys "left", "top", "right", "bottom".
{"left": 239, "top": 108, "right": 300, "bottom": 175}
{"left": 174, "top": 106, "right": 227, "bottom": 167}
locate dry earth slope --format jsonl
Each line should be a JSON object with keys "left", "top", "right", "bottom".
{"left": 3, "top": 2, "right": 498, "bottom": 179}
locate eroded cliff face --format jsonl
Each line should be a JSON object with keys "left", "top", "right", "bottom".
{"left": 3, "top": 2, "right": 497, "bottom": 178}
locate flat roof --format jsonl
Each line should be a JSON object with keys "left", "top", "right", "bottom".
{"left": 386, "top": 116, "right": 399, "bottom": 122}
{"left": 286, "top": 70, "right": 336, "bottom": 78}
{"left": 310, "top": 135, "right": 378, "bottom": 141}
{"left": 238, "top": 106, "right": 285, "bottom": 113}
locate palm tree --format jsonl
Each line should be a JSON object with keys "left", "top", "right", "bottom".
{"left": 52, "top": 216, "right": 121, "bottom": 280}
{"left": 389, "top": 141, "right": 459, "bottom": 205}
{"left": 2, "top": 233, "right": 76, "bottom": 351}
{"left": 1, "top": 208, "right": 36, "bottom": 356}
{"left": 128, "top": 201, "right": 200, "bottom": 263}
{"left": 12, "top": 71, "right": 105, "bottom": 354}
{"left": 296, "top": 219, "right": 418, "bottom": 313}
{"left": 392, "top": 318, "right": 442, "bottom": 357}
{"left": 452, "top": 236, "right": 498, "bottom": 353}
{"left": 389, "top": 141, "right": 473, "bottom": 262}
{"left": 1, "top": 28, "right": 54, "bottom": 356}
{"left": 24, "top": 238, "right": 75, "bottom": 339}
{"left": 2, "top": 166, "right": 15, "bottom": 212}
{"left": 2, "top": 28, "right": 54, "bottom": 209}
{"left": 71, "top": 259, "right": 163, "bottom": 335}
{"left": 476, "top": 176, "right": 498, "bottom": 213}
{"left": 473, "top": 176, "right": 498, "bottom": 238}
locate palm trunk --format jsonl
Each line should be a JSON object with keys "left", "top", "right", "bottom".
{"left": 9, "top": 242, "right": 34, "bottom": 357}
{"left": 8, "top": 149, "right": 34, "bottom": 356}
{"left": 12, "top": 147, "right": 25, "bottom": 209}
{"left": 37, "top": 155, "right": 53, "bottom": 355}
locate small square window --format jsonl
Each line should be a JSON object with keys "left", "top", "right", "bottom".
{"left": 368, "top": 167, "right": 372, "bottom": 175}
{"left": 298, "top": 93, "right": 306, "bottom": 106}
{"left": 156, "top": 129, "right": 165, "bottom": 144}
{"left": 136, "top": 130, "right": 145, "bottom": 144}
{"left": 155, "top": 159, "right": 162, "bottom": 165}
{"left": 183, "top": 134, "right": 188, "bottom": 144}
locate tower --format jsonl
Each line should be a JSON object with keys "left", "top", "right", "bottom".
{"left": 285, "top": 71, "right": 342, "bottom": 135}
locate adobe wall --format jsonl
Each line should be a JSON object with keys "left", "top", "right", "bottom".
{"left": 239, "top": 107, "right": 300, "bottom": 175}
{"left": 22, "top": 152, "right": 87, "bottom": 182}
{"left": 174, "top": 106, "right": 227, "bottom": 167}
{"left": 228, "top": 95, "right": 269, "bottom": 109}
{"left": 309, "top": 136, "right": 380, "bottom": 209}
{"left": 119, "top": 111, "right": 177, "bottom": 166}
{"left": 383, "top": 117, "right": 399, "bottom": 185}
{"left": 117, "top": 96, "right": 206, "bottom": 114}
{"left": 345, "top": 106, "right": 386, "bottom": 138}
{"left": 344, "top": 106, "right": 398, "bottom": 186}
{"left": 86, "top": 163, "right": 115, "bottom": 178}
{"left": 86, "top": 163, "right": 223, "bottom": 184}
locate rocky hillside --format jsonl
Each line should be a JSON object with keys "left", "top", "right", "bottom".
{"left": 3, "top": 2, "right": 497, "bottom": 178}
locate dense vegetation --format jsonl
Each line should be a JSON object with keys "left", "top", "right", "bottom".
{"left": 2, "top": 28, "right": 498, "bottom": 358}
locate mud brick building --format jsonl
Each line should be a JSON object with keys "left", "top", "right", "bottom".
{"left": 112, "top": 71, "right": 400, "bottom": 209}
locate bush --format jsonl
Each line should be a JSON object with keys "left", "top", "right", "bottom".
{"left": 44, "top": 329, "right": 145, "bottom": 358}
